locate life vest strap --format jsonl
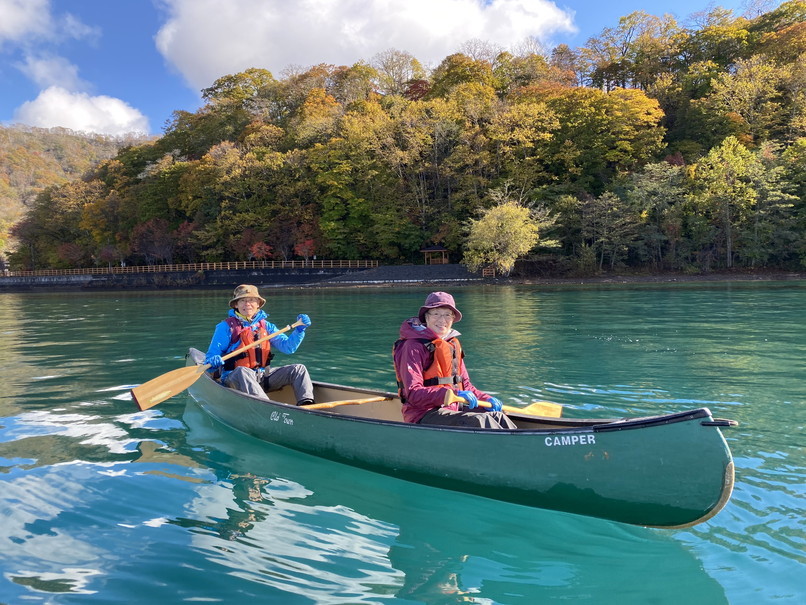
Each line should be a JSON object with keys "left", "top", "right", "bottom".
{"left": 423, "top": 376, "right": 460, "bottom": 386}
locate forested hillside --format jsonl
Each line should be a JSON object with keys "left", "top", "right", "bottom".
{"left": 8, "top": 2, "right": 806, "bottom": 274}
{"left": 0, "top": 126, "right": 147, "bottom": 264}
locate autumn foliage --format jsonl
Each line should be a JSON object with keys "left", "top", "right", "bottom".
{"left": 5, "top": 2, "right": 806, "bottom": 274}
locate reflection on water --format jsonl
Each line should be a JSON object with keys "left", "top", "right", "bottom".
{"left": 178, "top": 400, "right": 728, "bottom": 604}
{"left": 0, "top": 284, "right": 803, "bottom": 602}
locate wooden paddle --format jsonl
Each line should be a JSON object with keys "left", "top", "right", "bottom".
{"left": 445, "top": 391, "right": 563, "bottom": 418}
{"left": 131, "top": 320, "right": 304, "bottom": 411}
{"left": 304, "top": 396, "right": 394, "bottom": 410}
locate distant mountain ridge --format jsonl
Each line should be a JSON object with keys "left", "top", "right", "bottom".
{"left": 0, "top": 124, "right": 151, "bottom": 259}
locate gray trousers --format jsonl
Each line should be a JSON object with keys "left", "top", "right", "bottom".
{"left": 224, "top": 364, "right": 314, "bottom": 405}
{"left": 419, "top": 407, "right": 518, "bottom": 430}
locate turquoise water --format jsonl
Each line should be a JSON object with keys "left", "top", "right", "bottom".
{"left": 0, "top": 283, "right": 803, "bottom": 604}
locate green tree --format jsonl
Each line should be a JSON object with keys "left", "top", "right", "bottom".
{"left": 580, "top": 11, "right": 681, "bottom": 91}
{"left": 679, "top": 7, "right": 751, "bottom": 67}
{"left": 536, "top": 86, "right": 665, "bottom": 190}
{"left": 780, "top": 137, "right": 806, "bottom": 265}
{"left": 464, "top": 199, "right": 540, "bottom": 275}
{"left": 579, "top": 191, "right": 640, "bottom": 270}
{"left": 687, "top": 136, "right": 761, "bottom": 268}
{"left": 623, "top": 162, "right": 688, "bottom": 269}
{"left": 737, "top": 143, "right": 799, "bottom": 267}
{"left": 781, "top": 54, "right": 806, "bottom": 141}
{"left": 307, "top": 142, "right": 371, "bottom": 258}
{"left": 201, "top": 68, "right": 276, "bottom": 111}
{"left": 703, "top": 55, "right": 786, "bottom": 143}
{"left": 486, "top": 100, "right": 559, "bottom": 189}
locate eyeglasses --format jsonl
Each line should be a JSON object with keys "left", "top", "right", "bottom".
{"left": 239, "top": 298, "right": 261, "bottom": 305}
{"left": 427, "top": 311, "right": 454, "bottom": 320}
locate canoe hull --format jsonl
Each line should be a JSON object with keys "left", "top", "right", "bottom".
{"left": 184, "top": 356, "right": 735, "bottom": 528}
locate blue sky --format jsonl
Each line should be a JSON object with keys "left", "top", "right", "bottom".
{"left": 0, "top": 0, "right": 760, "bottom": 137}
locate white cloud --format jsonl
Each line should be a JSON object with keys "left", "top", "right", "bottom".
{"left": 1, "top": 1, "right": 147, "bottom": 135}
{"left": 0, "top": 0, "right": 52, "bottom": 43}
{"left": 0, "top": 0, "right": 98, "bottom": 45}
{"left": 16, "top": 54, "right": 86, "bottom": 90}
{"left": 60, "top": 12, "right": 100, "bottom": 42}
{"left": 13, "top": 86, "right": 150, "bottom": 136}
{"left": 156, "top": 0, "right": 576, "bottom": 90}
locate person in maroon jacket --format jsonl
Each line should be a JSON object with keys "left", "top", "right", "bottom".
{"left": 393, "top": 291, "right": 516, "bottom": 429}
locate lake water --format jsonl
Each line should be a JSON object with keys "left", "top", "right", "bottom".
{"left": 0, "top": 282, "right": 803, "bottom": 604}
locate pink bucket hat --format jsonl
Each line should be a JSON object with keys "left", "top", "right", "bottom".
{"left": 418, "top": 291, "right": 462, "bottom": 323}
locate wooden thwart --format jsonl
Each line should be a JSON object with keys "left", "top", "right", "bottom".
{"left": 304, "top": 396, "right": 394, "bottom": 410}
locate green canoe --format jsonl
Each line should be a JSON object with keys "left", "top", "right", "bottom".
{"left": 184, "top": 350, "right": 736, "bottom": 528}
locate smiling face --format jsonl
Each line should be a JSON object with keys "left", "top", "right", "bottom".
{"left": 236, "top": 297, "right": 262, "bottom": 320}
{"left": 424, "top": 307, "right": 455, "bottom": 338}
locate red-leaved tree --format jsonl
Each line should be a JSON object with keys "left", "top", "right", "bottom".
{"left": 250, "top": 242, "right": 273, "bottom": 260}
{"left": 294, "top": 238, "right": 315, "bottom": 261}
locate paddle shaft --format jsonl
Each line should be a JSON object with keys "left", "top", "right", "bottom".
{"left": 131, "top": 320, "right": 304, "bottom": 410}
{"left": 219, "top": 320, "right": 305, "bottom": 364}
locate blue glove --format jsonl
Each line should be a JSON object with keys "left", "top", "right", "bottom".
{"left": 296, "top": 314, "right": 311, "bottom": 332}
{"left": 457, "top": 390, "right": 478, "bottom": 409}
{"left": 486, "top": 396, "right": 503, "bottom": 412}
{"left": 205, "top": 354, "right": 223, "bottom": 369}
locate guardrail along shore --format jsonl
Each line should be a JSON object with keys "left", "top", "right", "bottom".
{"left": 2, "top": 259, "right": 378, "bottom": 278}
{"left": 0, "top": 260, "right": 383, "bottom": 291}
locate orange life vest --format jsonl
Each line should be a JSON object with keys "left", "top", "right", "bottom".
{"left": 223, "top": 317, "right": 273, "bottom": 370}
{"left": 393, "top": 336, "right": 464, "bottom": 401}
{"left": 422, "top": 337, "right": 464, "bottom": 390}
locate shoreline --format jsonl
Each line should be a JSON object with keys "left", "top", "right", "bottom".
{"left": 512, "top": 270, "right": 806, "bottom": 287}
{"left": 303, "top": 268, "right": 806, "bottom": 289}
{"left": 0, "top": 266, "right": 803, "bottom": 293}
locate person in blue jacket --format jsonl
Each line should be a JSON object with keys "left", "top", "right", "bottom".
{"left": 205, "top": 284, "right": 314, "bottom": 405}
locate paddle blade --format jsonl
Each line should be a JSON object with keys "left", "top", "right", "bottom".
{"left": 131, "top": 364, "right": 208, "bottom": 411}
{"left": 517, "top": 401, "right": 563, "bottom": 418}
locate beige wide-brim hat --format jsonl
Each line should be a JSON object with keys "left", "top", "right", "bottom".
{"left": 229, "top": 284, "right": 266, "bottom": 308}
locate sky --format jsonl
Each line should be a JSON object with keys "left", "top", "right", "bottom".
{"left": 0, "top": 0, "right": 762, "bottom": 137}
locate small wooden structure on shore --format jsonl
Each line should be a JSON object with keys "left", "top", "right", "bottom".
{"left": 421, "top": 245, "right": 448, "bottom": 265}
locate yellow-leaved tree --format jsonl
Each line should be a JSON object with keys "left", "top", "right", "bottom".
{"left": 463, "top": 197, "right": 543, "bottom": 276}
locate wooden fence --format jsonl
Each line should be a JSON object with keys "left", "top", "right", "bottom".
{"left": 3, "top": 259, "right": 379, "bottom": 278}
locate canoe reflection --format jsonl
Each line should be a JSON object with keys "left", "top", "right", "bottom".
{"left": 177, "top": 400, "right": 727, "bottom": 604}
